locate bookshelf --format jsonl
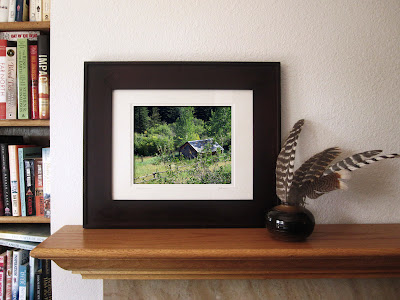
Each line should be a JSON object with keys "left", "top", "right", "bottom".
{"left": 0, "top": 21, "right": 51, "bottom": 223}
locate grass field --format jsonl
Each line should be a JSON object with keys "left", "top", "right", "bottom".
{"left": 134, "top": 154, "right": 231, "bottom": 184}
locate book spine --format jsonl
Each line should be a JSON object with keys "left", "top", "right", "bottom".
{"left": 0, "top": 253, "right": 5, "bottom": 299}
{"left": 38, "top": 35, "right": 49, "bottom": 120}
{"left": 35, "top": 0, "right": 42, "bottom": 22}
{"left": 42, "top": 0, "right": 49, "bottom": 21}
{"left": 0, "top": 0, "right": 8, "bottom": 22}
{"left": 29, "top": 43, "right": 39, "bottom": 120}
{"left": 18, "top": 264, "right": 27, "bottom": 300}
{"left": 21, "top": 0, "right": 28, "bottom": 22}
{"left": 0, "top": 171, "right": 3, "bottom": 216}
{"left": 41, "top": 260, "right": 50, "bottom": 300}
{"left": 0, "top": 271, "right": 4, "bottom": 300}
{"left": 28, "top": 257, "right": 38, "bottom": 300}
{"left": 41, "top": 148, "right": 50, "bottom": 218}
{"left": 7, "top": 0, "right": 16, "bottom": 22}
{"left": 6, "top": 42, "right": 17, "bottom": 120}
{"left": 11, "top": 251, "right": 19, "bottom": 300}
{"left": 0, "top": 240, "right": 37, "bottom": 251}
{"left": 34, "top": 159, "right": 44, "bottom": 217}
{"left": 14, "top": 0, "right": 23, "bottom": 22}
{"left": 34, "top": 270, "right": 42, "bottom": 300}
{"left": 17, "top": 39, "right": 29, "bottom": 120}
{"left": 0, "top": 40, "right": 7, "bottom": 120}
{"left": 0, "top": 144, "right": 12, "bottom": 216}
{"left": 29, "top": 0, "right": 35, "bottom": 21}
{"left": 8, "top": 146, "right": 21, "bottom": 216}
{"left": 24, "top": 159, "right": 35, "bottom": 216}
{"left": 5, "top": 250, "right": 12, "bottom": 300}
{"left": 18, "top": 149, "right": 26, "bottom": 217}
{"left": 0, "top": 32, "right": 40, "bottom": 42}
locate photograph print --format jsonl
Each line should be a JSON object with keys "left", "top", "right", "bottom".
{"left": 133, "top": 106, "right": 232, "bottom": 185}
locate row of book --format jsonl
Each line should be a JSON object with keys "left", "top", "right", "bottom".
{"left": 0, "top": 30, "right": 49, "bottom": 120}
{"left": 0, "top": 247, "right": 51, "bottom": 300}
{"left": 0, "top": 0, "right": 50, "bottom": 22}
{"left": 0, "top": 136, "right": 50, "bottom": 217}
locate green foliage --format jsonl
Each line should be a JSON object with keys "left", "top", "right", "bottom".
{"left": 174, "top": 107, "right": 200, "bottom": 146}
{"left": 134, "top": 133, "right": 174, "bottom": 156}
{"left": 207, "top": 107, "right": 231, "bottom": 148}
{"left": 134, "top": 107, "right": 150, "bottom": 133}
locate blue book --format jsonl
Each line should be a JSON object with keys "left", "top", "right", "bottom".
{"left": 18, "top": 263, "right": 29, "bottom": 300}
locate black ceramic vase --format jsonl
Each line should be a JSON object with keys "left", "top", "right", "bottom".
{"left": 266, "top": 204, "right": 315, "bottom": 242}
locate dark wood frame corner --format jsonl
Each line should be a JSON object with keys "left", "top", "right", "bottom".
{"left": 84, "top": 62, "right": 281, "bottom": 228}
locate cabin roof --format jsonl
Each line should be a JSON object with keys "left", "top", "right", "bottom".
{"left": 182, "top": 139, "right": 224, "bottom": 153}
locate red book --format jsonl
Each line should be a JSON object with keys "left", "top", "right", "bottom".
{"left": 29, "top": 43, "right": 39, "bottom": 119}
{"left": 0, "top": 40, "right": 7, "bottom": 119}
{"left": 34, "top": 158, "right": 44, "bottom": 216}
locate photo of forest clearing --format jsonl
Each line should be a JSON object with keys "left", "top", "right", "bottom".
{"left": 134, "top": 106, "right": 231, "bottom": 184}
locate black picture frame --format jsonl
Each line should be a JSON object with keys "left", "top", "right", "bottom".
{"left": 84, "top": 62, "right": 281, "bottom": 228}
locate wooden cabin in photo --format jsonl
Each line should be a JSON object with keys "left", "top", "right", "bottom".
{"left": 179, "top": 139, "right": 224, "bottom": 159}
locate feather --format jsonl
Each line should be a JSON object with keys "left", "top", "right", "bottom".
{"left": 287, "top": 147, "right": 341, "bottom": 204}
{"left": 304, "top": 171, "right": 349, "bottom": 199}
{"left": 324, "top": 150, "right": 382, "bottom": 175}
{"left": 276, "top": 119, "right": 304, "bottom": 202}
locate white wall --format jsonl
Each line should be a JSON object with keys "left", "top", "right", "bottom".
{"left": 51, "top": 1, "right": 400, "bottom": 299}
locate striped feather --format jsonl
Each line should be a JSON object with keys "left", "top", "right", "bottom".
{"left": 304, "top": 171, "right": 349, "bottom": 199}
{"left": 276, "top": 119, "right": 304, "bottom": 202}
{"left": 324, "top": 150, "right": 382, "bottom": 175}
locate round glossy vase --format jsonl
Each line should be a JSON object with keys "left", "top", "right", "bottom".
{"left": 266, "top": 204, "right": 315, "bottom": 242}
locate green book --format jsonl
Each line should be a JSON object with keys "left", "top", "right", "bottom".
{"left": 17, "top": 38, "right": 29, "bottom": 119}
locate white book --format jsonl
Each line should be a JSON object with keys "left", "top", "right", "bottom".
{"left": 29, "top": 0, "right": 35, "bottom": 21}
{"left": 6, "top": 43, "right": 17, "bottom": 120}
{"left": 0, "top": 0, "right": 9, "bottom": 22}
{"left": 42, "top": 148, "right": 51, "bottom": 218}
{"left": 35, "top": 0, "right": 41, "bottom": 21}
{"left": 11, "top": 250, "right": 29, "bottom": 300}
{"left": 0, "top": 31, "right": 40, "bottom": 42}
{"left": 0, "top": 40, "right": 6, "bottom": 120}
{"left": 0, "top": 239, "right": 38, "bottom": 251}
{"left": 7, "top": 0, "right": 15, "bottom": 22}
{"left": 42, "top": 0, "right": 49, "bottom": 21}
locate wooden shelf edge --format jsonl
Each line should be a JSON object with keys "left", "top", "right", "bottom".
{"left": 0, "top": 216, "right": 50, "bottom": 223}
{"left": 0, "top": 21, "right": 50, "bottom": 31}
{"left": 0, "top": 119, "right": 50, "bottom": 127}
{"left": 30, "top": 224, "right": 400, "bottom": 280}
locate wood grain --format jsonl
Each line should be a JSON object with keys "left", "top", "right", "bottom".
{"left": 31, "top": 225, "right": 400, "bottom": 279}
{"left": 0, "top": 216, "right": 50, "bottom": 223}
{"left": 0, "top": 21, "right": 50, "bottom": 32}
{"left": 0, "top": 120, "right": 50, "bottom": 127}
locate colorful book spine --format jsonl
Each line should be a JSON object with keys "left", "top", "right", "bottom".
{"left": 14, "top": 0, "right": 23, "bottom": 22}
{"left": 34, "top": 159, "right": 44, "bottom": 217}
{"left": 6, "top": 41, "right": 17, "bottom": 120}
{"left": 7, "top": 0, "right": 16, "bottom": 22}
{"left": 17, "top": 38, "right": 29, "bottom": 120}
{"left": 29, "top": 43, "right": 39, "bottom": 119}
{"left": 0, "top": 251, "right": 6, "bottom": 299}
{"left": 0, "top": 32, "right": 40, "bottom": 42}
{"left": 38, "top": 35, "right": 49, "bottom": 120}
{"left": 24, "top": 159, "right": 35, "bottom": 216}
{"left": 41, "top": 148, "right": 50, "bottom": 218}
{"left": 42, "top": 0, "right": 49, "bottom": 21}
{"left": 0, "top": 40, "right": 7, "bottom": 120}
{"left": 18, "top": 263, "right": 28, "bottom": 300}
{"left": 0, "top": 0, "right": 9, "bottom": 22}
{"left": 11, "top": 250, "right": 28, "bottom": 300}
{"left": 0, "top": 144, "right": 12, "bottom": 216}
{"left": 35, "top": 0, "right": 42, "bottom": 22}
{"left": 5, "top": 250, "right": 12, "bottom": 300}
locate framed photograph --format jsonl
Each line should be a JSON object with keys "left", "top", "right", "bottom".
{"left": 84, "top": 62, "right": 280, "bottom": 228}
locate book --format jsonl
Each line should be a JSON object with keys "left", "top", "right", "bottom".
{"left": 6, "top": 41, "right": 17, "bottom": 120}
{"left": 0, "top": 251, "right": 6, "bottom": 300}
{"left": 35, "top": 0, "right": 42, "bottom": 22}
{"left": 38, "top": 36, "right": 49, "bottom": 120}
{"left": 15, "top": 0, "right": 23, "bottom": 22}
{"left": 7, "top": 0, "right": 16, "bottom": 22}
{"left": 0, "top": 32, "right": 40, "bottom": 42}
{"left": 0, "top": 239, "right": 38, "bottom": 251}
{"left": 17, "top": 39, "right": 29, "bottom": 120}
{"left": 11, "top": 250, "right": 28, "bottom": 300}
{"left": 0, "top": 0, "right": 9, "bottom": 22}
{"left": 34, "top": 270, "right": 42, "bottom": 300}
{"left": 18, "top": 263, "right": 28, "bottom": 300}
{"left": 0, "top": 225, "right": 49, "bottom": 243}
{"left": 0, "top": 138, "right": 24, "bottom": 216}
{"left": 29, "top": 42, "right": 39, "bottom": 119}
{"left": 0, "top": 39, "right": 7, "bottom": 120}
{"left": 0, "top": 176, "right": 3, "bottom": 216}
{"left": 18, "top": 147, "right": 42, "bottom": 216}
{"left": 41, "top": 148, "right": 50, "bottom": 218}
{"left": 5, "top": 250, "right": 12, "bottom": 300}
{"left": 41, "top": 260, "right": 50, "bottom": 300}
{"left": 42, "top": 0, "right": 49, "bottom": 21}
{"left": 24, "top": 160, "right": 35, "bottom": 217}
{"left": 9, "top": 145, "right": 33, "bottom": 216}
{"left": 29, "top": 0, "right": 35, "bottom": 21}
{"left": 28, "top": 257, "right": 39, "bottom": 300}
{"left": 34, "top": 158, "right": 44, "bottom": 217}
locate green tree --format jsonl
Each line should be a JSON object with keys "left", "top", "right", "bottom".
{"left": 207, "top": 107, "right": 231, "bottom": 148}
{"left": 149, "top": 107, "right": 162, "bottom": 127}
{"left": 175, "top": 107, "right": 199, "bottom": 146}
{"left": 134, "top": 107, "right": 150, "bottom": 133}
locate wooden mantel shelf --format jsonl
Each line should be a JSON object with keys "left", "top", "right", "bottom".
{"left": 30, "top": 224, "right": 400, "bottom": 280}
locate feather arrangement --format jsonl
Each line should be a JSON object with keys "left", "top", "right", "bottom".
{"left": 276, "top": 120, "right": 399, "bottom": 206}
